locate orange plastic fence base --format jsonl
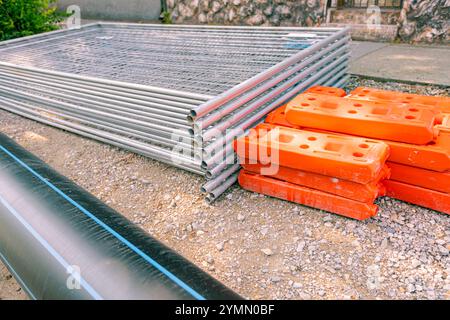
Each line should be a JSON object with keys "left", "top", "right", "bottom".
{"left": 304, "top": 86, "right": 347, "bottom": 97}
{"left": 263, "top": 87, "right": 347, "bottom": 127}
{"left": 266, "top": 106, "right": 450, "bottom": 172}
{"left": 387, "top": 162, "right": 450, "bottom": 194}
{"left": 387, "top": 132, "right": 450, "bottom": 172}
{"left": 435, "top": 113, "right": 450, "bottom": 133}
{"left": 265, "top": 104, "right": 293, "bottom": 128}
{"left": 242, "top": 163, "right": 389, "bottom": 203}
{"left": 349, "top": 87, "right": 450, "bottom": 113}
{"left": 234, "top": 123, "right": 390, "bottom": 184}
{"left": 239, "top": 171, "right": 378, "bottom": 220}
{"left": 384, "top": 180, "right": 450, "bottom": 215}
{"left": 285, "top": 93, "right": 438, "bottom": 144}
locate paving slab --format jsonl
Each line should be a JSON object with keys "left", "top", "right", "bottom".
{"left": 350, "top": 43, "right": 450, "bottom": 86}
{"left": 350, "top": 41, "right": 389, "bottom": 60}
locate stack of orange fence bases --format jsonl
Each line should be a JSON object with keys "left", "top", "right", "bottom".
{"left": 345, "top": 87, "right": 450, "bottom": 215}
{"left": 234, "top": 123, "right": 390, "bottom": 220}
{"left": 262, "top": 85, "right": 450, "bottom": 215}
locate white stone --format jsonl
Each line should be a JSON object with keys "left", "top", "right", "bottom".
{"left": 211, "top": 1, "right": 222, "bottom": 13}
{"left": 166, "top": 0, "right": 175, "bottom": 9}
{"left": 198, "top": 13, "right": 207, "bottom": 23}
{"left": 228, "top": 8, "right": 236, "bottom": 21}
{"left": 188, "top": 0, "right": 200, "bottom": 9}
{"left": 247, "top": 13, "right": 265, "bottom": 25}
{"left": 261, "top": 248, "right": 274, "bottom": 256}
{"left": 275, "top": 5, "right": 291, "bottom": 17}
{"left": 178, "top": 3, "right": 194, "bottom": 18}
{"left": 296, "top": 241, "right": 306, "bottom": 252}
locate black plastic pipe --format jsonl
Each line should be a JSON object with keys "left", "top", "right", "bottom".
{"left": 0, "top": 132, "right": 241, "bottom": 300}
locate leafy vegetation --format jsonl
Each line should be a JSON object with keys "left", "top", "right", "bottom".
{"left": 0, "top": 0, "right": 66, "bottom": 41}
{"left": 161, "top": 11, "right": 172, "bottom": 24}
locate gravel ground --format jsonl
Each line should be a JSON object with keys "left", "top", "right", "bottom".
{"left": 0, "top": 77, "right": 449, "bottom": 300}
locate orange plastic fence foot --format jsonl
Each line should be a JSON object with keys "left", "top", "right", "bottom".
{"left": 304, "top": 86, "right": 347, "bottom": 97}
{"left": 238, "top": 171, "right": 378, "bottom": 220}
{"left": 234, "top": 123, "right": 390, "bottom": 184}
{"left": 266, "top": 108, "right": 450, "bottom": 172}
{"left": 384, "top": 180, "right": 450, "bottom": 215}
{"left": 387, "top": 162, "right": 450, "bottom": 194}
{"left": 387, "top": 131, "right": 450, "bottom": 172}
{"left": 348, "top": 87, "right": 450, "bottom": 113}
{"left": 285, "top": 93, "right": 438, "bottom": 145}
{"left": 265, "top": 105, "right": 294, "bottom": 128}
{"left": 435, "top": 113, "right": 450, "bottom": 133}
{"left": 242, "top": 163, "right": 390, "bottom": 203}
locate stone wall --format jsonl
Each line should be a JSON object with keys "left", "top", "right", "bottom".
{"left": 167, "top": 0, "right": 327, "bottom": 26}
{"left": 166, "top": 0, "right": 449, "bottom": 43}
{"left": 329, "top": 9, "right": 400, "bottom": 25}
{"left": 398, "top": 0, "right": 449, "bottom": 43}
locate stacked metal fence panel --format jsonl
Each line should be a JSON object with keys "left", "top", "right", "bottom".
{"left": 0, "top": 23, "right": 350, "bottom": 201}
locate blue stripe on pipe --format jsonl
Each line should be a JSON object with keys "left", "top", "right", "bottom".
{"left": 0, "top": 194, "right": 103, "bottom": 300}
{"left": 0, "top": 145, "right": 205, "bottom": 300}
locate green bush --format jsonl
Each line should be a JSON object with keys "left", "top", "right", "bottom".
{"left": 161, "top": 11, "right": 172, "bottom": 24}
{"left": 0, "top": 0, "right": 66, "bottom": 41}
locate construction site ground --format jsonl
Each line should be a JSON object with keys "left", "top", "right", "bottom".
{"left": 1, "top": 77, "right": 449, "bottom": 300}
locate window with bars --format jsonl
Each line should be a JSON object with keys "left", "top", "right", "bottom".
{"left": 334, "top": 0, "right": 403, "bottom": 8}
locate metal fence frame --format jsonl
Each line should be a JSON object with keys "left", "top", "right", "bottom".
{"left": 0, "top": 22, "right": 351, "bottom": 201}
